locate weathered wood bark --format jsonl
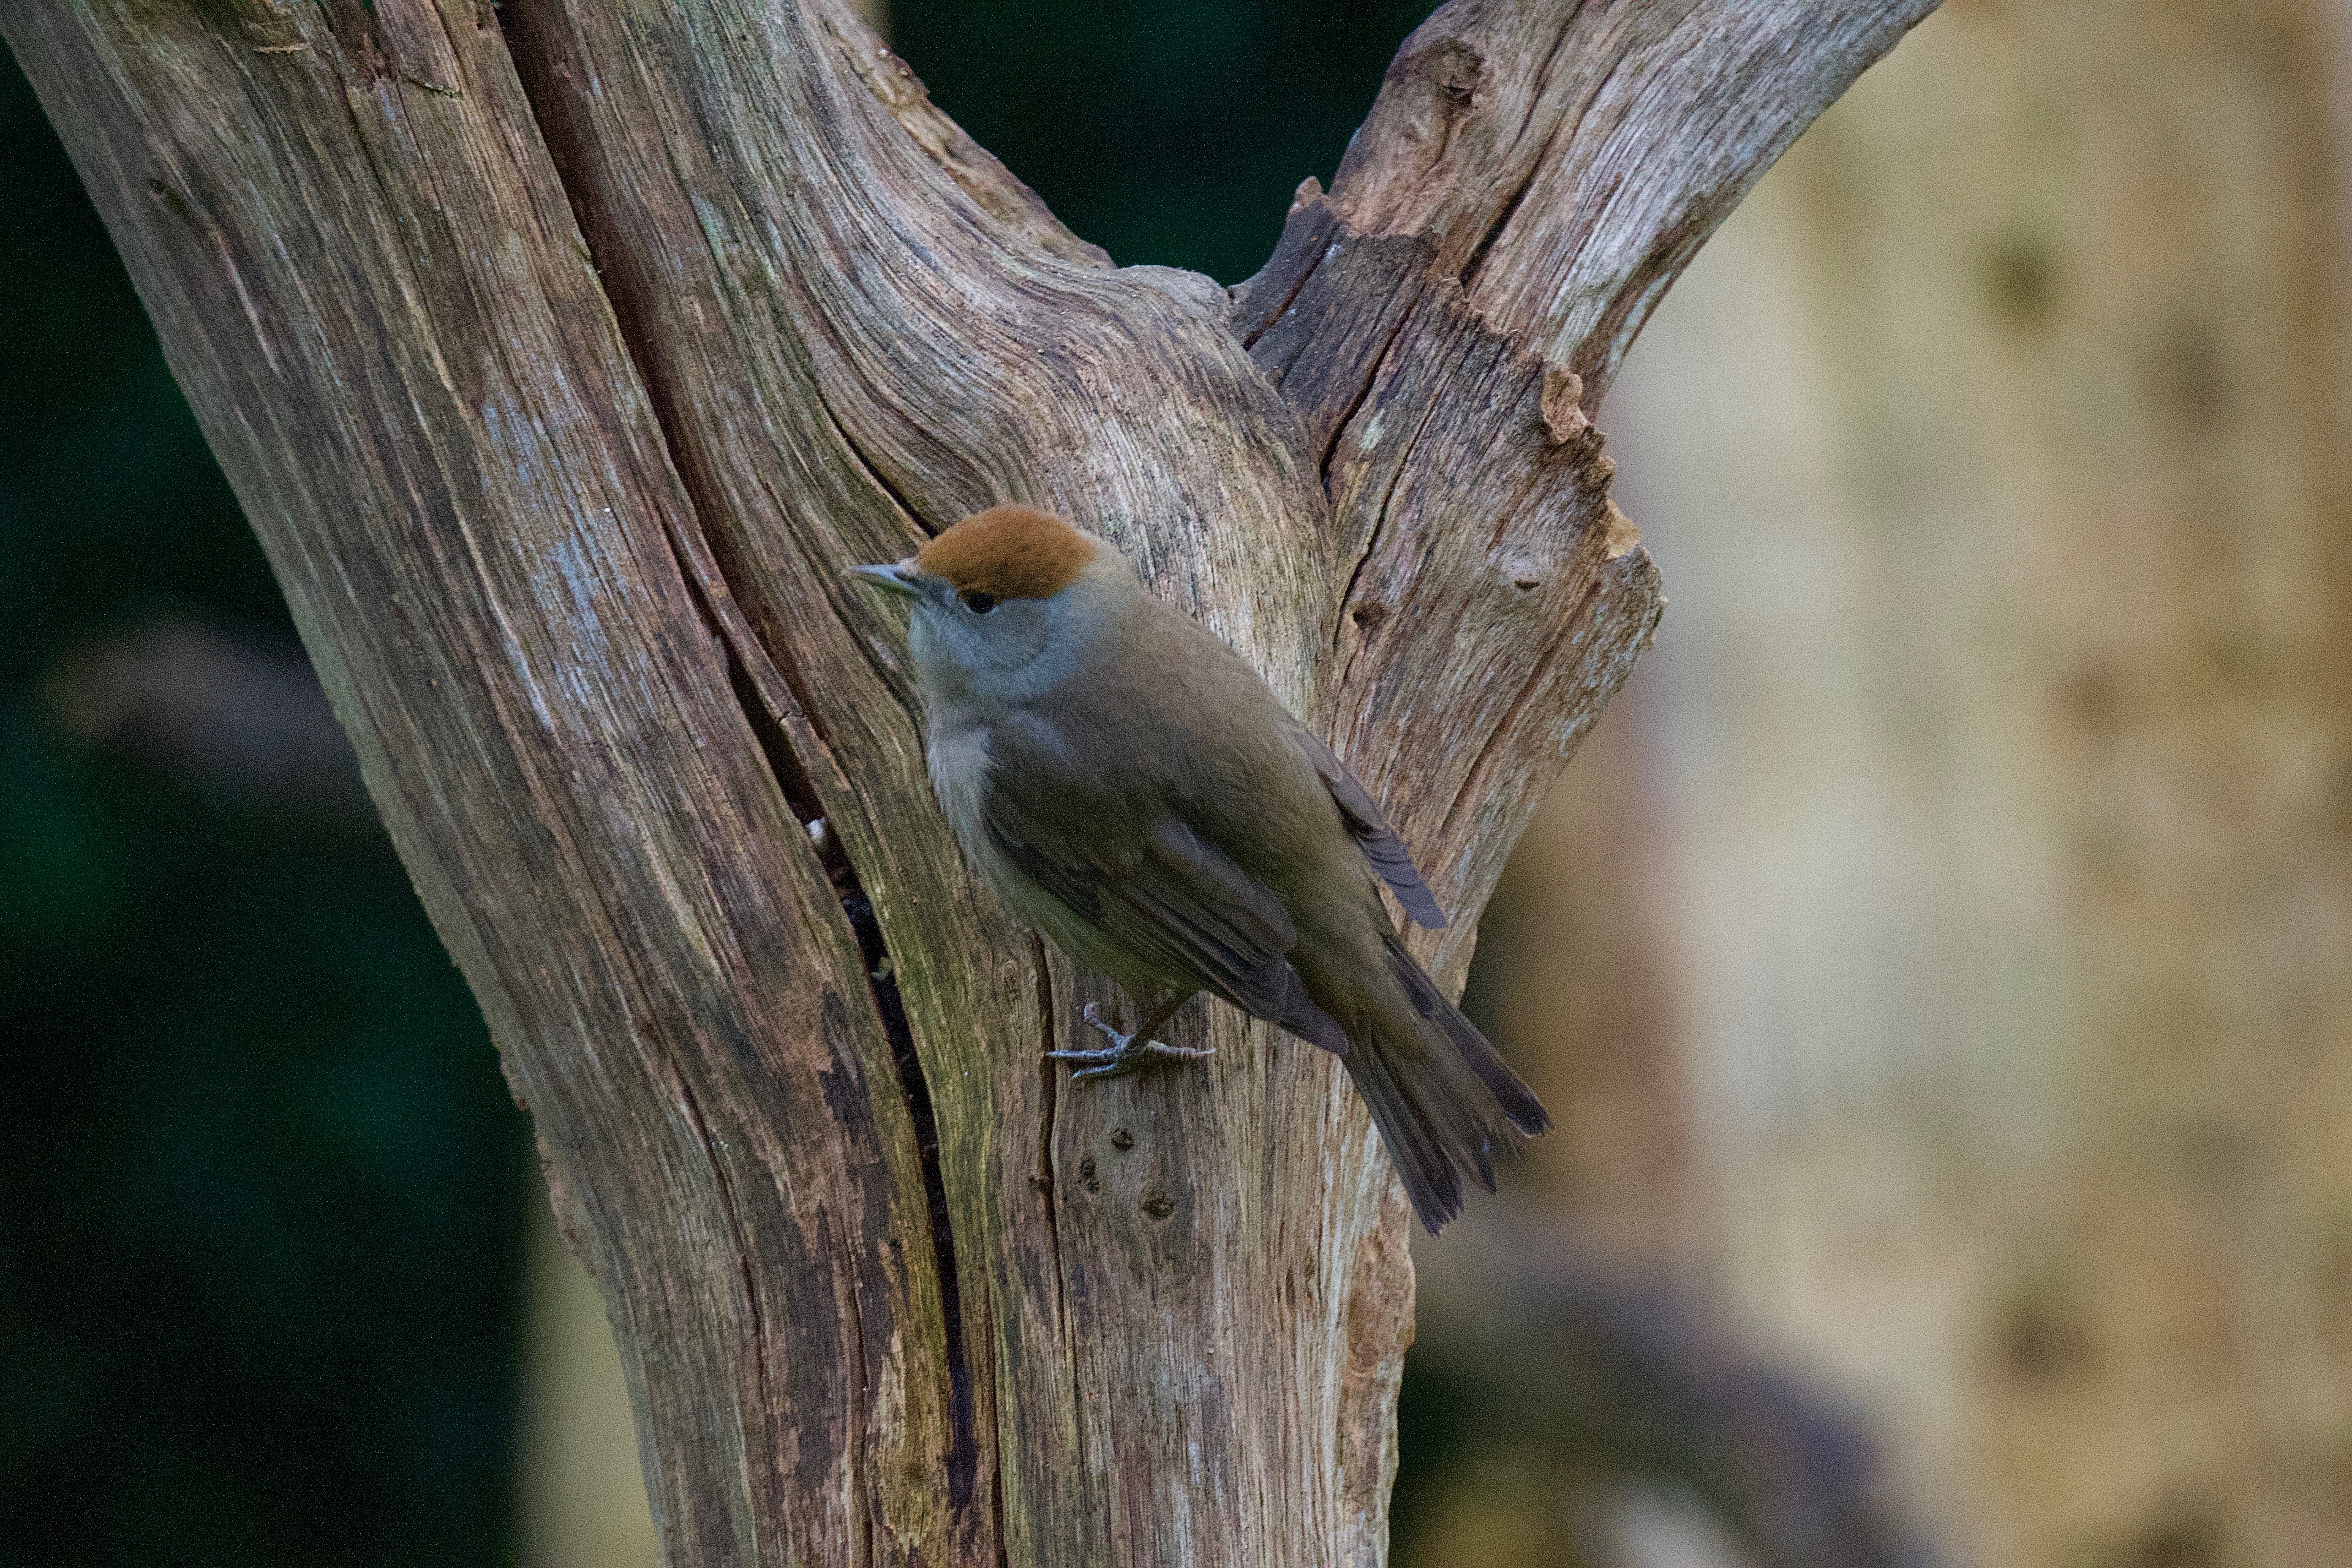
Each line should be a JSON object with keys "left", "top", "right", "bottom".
{"left": 2, "top": 0, "right": 1933, "bottom": 1561}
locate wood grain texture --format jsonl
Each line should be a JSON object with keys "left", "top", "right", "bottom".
{"left": 0, "top": 4, "right": 961, "bottom": 1562}
{"left": 3, "top": 0, "right": 1935, "bottom": 1561}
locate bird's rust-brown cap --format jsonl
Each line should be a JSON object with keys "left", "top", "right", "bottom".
{"left": 917, "top": 506, "right": 1097, "bottom": 602}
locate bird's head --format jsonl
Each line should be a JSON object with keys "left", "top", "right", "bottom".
{"left": 851, "top": 506, "right": 1135, "bottom": 707}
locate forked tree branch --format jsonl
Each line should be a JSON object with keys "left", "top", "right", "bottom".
{"left": 2, "top": 0, "right": 1934, "bottom": 1562}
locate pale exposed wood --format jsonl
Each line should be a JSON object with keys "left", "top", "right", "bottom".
{"left": 3, "top": 0, "right": 1933, "bottom": 1561}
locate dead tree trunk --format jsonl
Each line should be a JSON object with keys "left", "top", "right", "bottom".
{"left": 3, "top": 0, "right": 1935, "bottom": 1561}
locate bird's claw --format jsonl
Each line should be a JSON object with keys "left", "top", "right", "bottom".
{"left": 1045, "top": 1002, "right": 1214, "bottom": 1084}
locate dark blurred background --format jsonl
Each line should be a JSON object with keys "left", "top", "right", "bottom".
{"left": 0, "top": 35, "right": 525, "bottom": 1568}
{"left": 12, "top": 3, "right": 2352, "bottom": 1567}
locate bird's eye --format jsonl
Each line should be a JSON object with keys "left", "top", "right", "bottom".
{"left": 961, "top": 590, "right": 998, "bottom": 615}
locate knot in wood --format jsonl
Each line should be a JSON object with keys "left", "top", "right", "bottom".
{"left": 1409, "top": 37, "right": 1484, "bottom": 112}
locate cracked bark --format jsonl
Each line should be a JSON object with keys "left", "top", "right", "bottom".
{"left": 3, "top": 0, "right": 1936, "bottom": 1562}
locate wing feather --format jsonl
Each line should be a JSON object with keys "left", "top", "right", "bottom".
{"left": 980, "top": 718, "right": 1306, "bottom": 1024}
{"left": 1277, "top": 713, "right": 1448, "bottom": 929}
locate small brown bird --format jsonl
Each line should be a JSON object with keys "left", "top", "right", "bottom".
{"left": 853, "top": 506, "right": 1548, "bottom": 1233}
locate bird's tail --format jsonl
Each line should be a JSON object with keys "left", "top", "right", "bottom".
{"left": 1335, "top": 934, "right": 1552, "bottom": 1235}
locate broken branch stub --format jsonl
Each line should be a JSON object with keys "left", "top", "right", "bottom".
{"left": 0, "top": 0, "right": 1935, "bottom": 1561}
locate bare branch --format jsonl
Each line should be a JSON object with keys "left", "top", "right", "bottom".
{"left": 1235, "top": 0, "right": 1935, "bottom": 981}
{"left": 1328, "top": 0, "right": 1941, "bottom": 399}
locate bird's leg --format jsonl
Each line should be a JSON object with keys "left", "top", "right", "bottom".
{"left": 1046, "top": 991, "right": 1213, "bottom": 1084}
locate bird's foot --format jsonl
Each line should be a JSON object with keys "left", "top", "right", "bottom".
{"left": 1046, "top": 1002, "right": 1214, "bottom": 1084}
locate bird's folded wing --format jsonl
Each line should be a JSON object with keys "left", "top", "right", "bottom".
{"left": 1276, "top": 712, "right": 1448, "bottom": 929}
{"left": 980, "top": 717, "right": 1304, "bottom": 1021}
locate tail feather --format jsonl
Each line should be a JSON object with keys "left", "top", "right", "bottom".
{"left": 1330, "top": 937, "right": 1552, "bottom": 1235}
{"left": 1340, "top": 1034, "right": 1469, "bottom": 1230}
{"left": 1386, "top": 936, "right": 1552, "bottom": 1137}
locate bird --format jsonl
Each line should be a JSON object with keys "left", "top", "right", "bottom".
{"left": 851, "top": 504, "right": 1549, "bottom": 1233}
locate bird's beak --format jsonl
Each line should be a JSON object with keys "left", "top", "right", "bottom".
{"left": 848, "top": 560, "right": 924, "bottom": 600}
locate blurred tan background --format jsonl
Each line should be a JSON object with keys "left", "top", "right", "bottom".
{"left": 1425, "top": 2, "right": 2352, "bottom": 1565}
{"left": 513, "top": 3, "right": 2352, "bottom": 1566}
